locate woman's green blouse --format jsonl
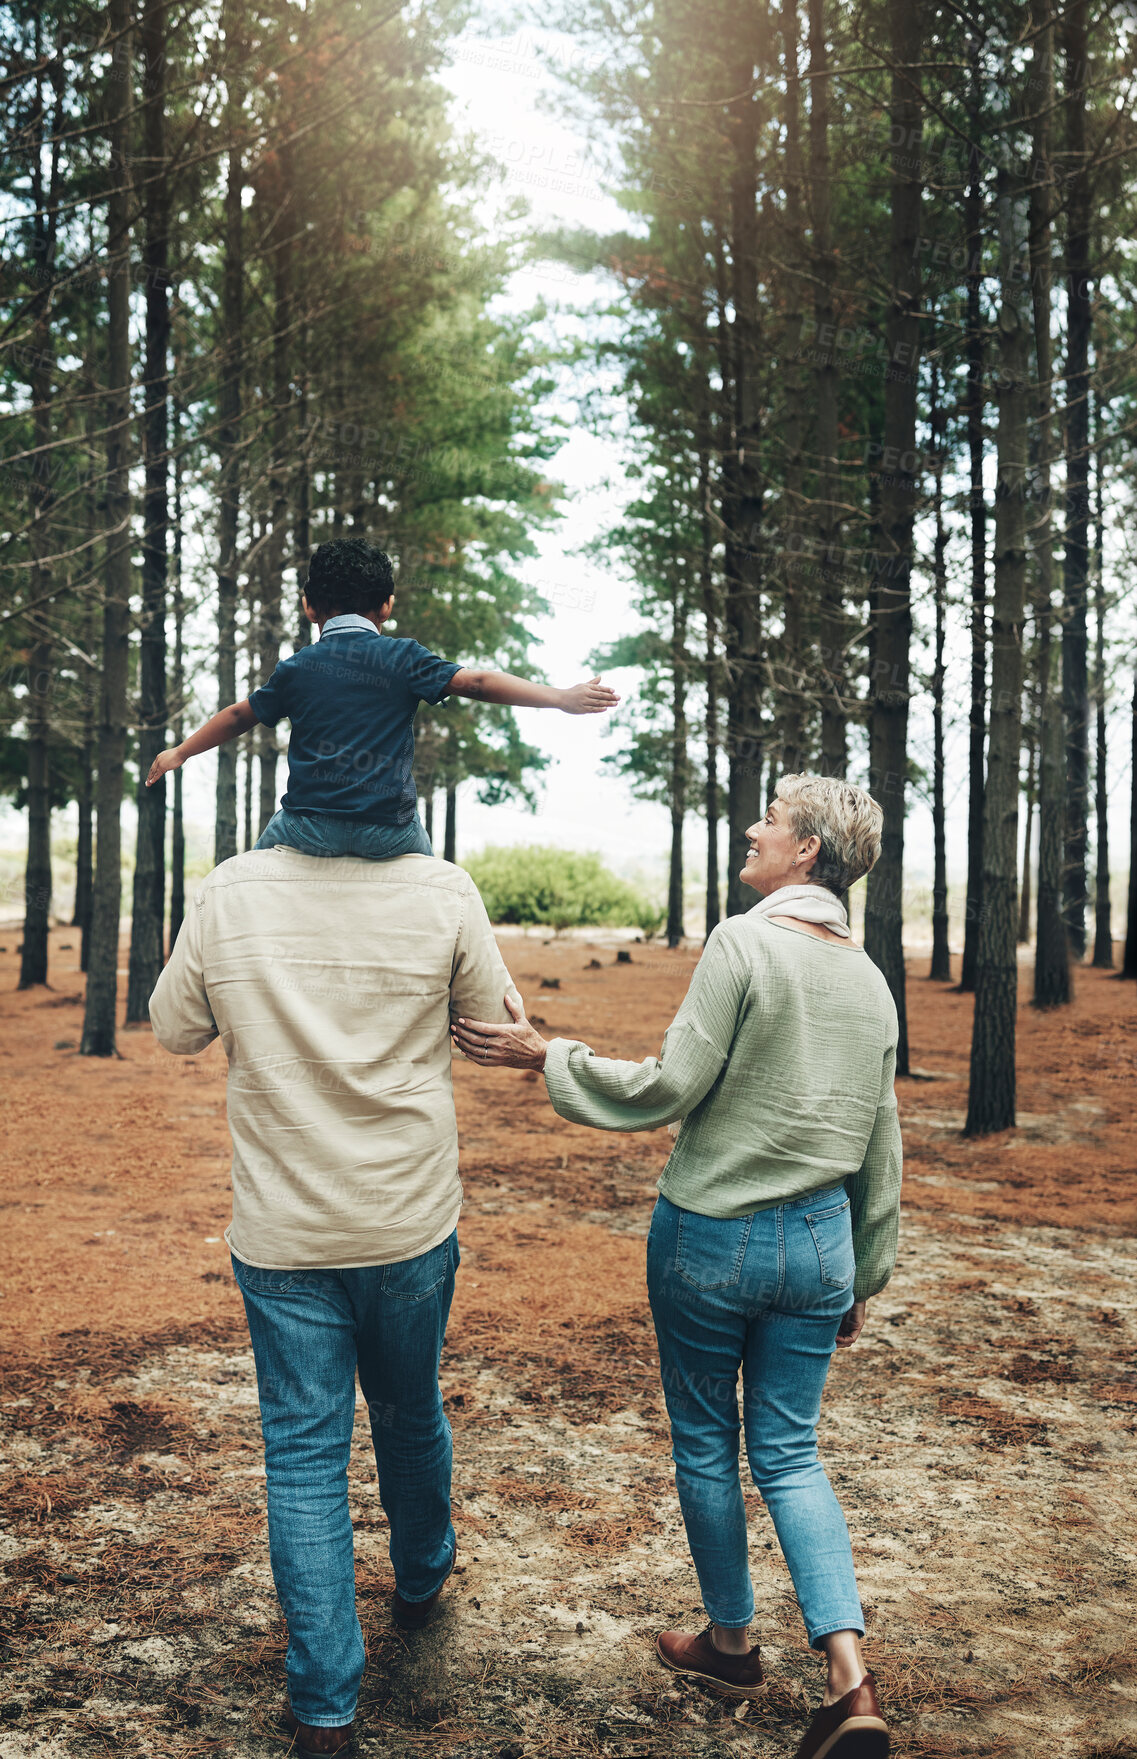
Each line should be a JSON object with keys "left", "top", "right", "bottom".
{"left": 542, "top": 911, "right": 902, "bottom": 1303}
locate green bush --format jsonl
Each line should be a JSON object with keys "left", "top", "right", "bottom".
{"left": 462, "top": 845, "right": 664, "bottom": 934}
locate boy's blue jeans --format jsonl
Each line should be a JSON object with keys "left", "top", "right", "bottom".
{"left": 255, "top": 807, "right": 434, "bottom": 859}
{"left": 646, "top": 1189, "right": 865, "bottom": 1648}
{"left": 231, "top": 1233, "right": 459, "bottom": 1727}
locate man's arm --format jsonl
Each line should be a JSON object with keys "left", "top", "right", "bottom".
{"left": 450, "top": 878, "right": 523, "bottom": 1026}
{"left": 147, "top": 699, "right": 258, "bottom": 787}
{"left": 148, "top": 893, "right": 219, "bottom": 1054}
{"left": 446, "top": 670, "right": 618, "bottom": 715}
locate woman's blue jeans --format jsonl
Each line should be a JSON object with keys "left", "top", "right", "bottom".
{"left": 647, "top": 1189, "right": 864, "bottom": 1648}
{"left": 231, "top": 1233, "right": 459, "bottom": 1726}
{"left": 255, "top": 807, "right": 434, "bottom": 859}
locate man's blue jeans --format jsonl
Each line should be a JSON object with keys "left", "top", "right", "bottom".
{"left": 255, "top": 807, "right": 434, "bottom": 859}
{"left": 646, "top": 1189, "right": 864, "bottom": 1648}
{"left": 231, "top": 1233, "right": 459, "bottom": 1726}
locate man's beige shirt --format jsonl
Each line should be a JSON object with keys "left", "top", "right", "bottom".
{"left": 149, "top": 849, "right": 518, "bottom": 1269}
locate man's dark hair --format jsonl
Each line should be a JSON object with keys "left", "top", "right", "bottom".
{"left": 304, "top": 539, "right": 395, "bottom": 617}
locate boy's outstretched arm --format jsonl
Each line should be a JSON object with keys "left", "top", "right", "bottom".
{"left": 447, "top": 670, "right": 619, "bottom": 715}
{"left": 146, "top": 699, "right": 258, "bottom": 786}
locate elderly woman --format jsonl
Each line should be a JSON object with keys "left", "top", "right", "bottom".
{"left": 453, "top": 774, "right": 900, "bottom": 1759}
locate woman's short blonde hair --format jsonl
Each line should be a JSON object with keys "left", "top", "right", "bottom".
{"left": 774, "top": 773, "right": 884, "bottom": 892}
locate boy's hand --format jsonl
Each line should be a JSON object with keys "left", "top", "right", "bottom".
{"left": 146, "top": 747, "right": 184, "bottom": 787}
{"left": 559, "top": 677, "right": 620, "bottom": 715}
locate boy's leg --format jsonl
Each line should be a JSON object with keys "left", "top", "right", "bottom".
{"left": 256, "top": 811, "right": 432, "bottom": 860}
{"left": 349, "top": 1233, "right": 459, "bottom": 1603}
{"left": 349, "top": 817, "right": 434, "bottom": 859}
{"left": 401, "top": 815, "right": 435, "bottom": 856}
{"left": 254, "top": 808, "right": 291, "bottom": 850}
{"left": 254, "top": 808, "right": 340, "bottom": 855}
{"left": 230, "top": 1257, "right": 364, "bottom": 1728}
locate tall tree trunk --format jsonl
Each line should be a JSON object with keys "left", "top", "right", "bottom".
{"left": 243, "top": 743, "right": 255, "bottom": 852}
{"left": 245, "top": 570, "right": 259, "bottom": 851}
{"left": 76, "top": 384, "right": 99, "bottom": 971}
{"left": 864, "top": 0, "right": 922, "bottom": 1076}
{"left": 808, "top": 0, "right": 845, "bottom": 776}
{"left": 667, "top": 587, "right": 688, "bottom": 948}
{"left": 80, "top": 0, "right": 132, "bottom": 1056}
{"left": 724, "top": 25, "right": 765, "bottom": 917}
{"left": 929, "top": 364, "right": 950, "bottom": 981}
{"left": 959, "top": 34, "right": 987, "bottom": 994}
{"left": 20, "top": 639, "right": 53, "bottom": 991}
{"left": 444, "top": 786, "right": 457, "bottom": 864}
{"left": 965, "top": 143, "right": 1030, "bottom": 1136}
{"left": 169, "top": 382, "right": 186, "bottom": 949}
{"left": 258, "top": 165, "right": 292, "bottom": 834}
{"left": 700, "top": 448, "right": 720, "bottom": 937}
{"left": 19, "top": 32, "right": 60, "bottom": 992}
{"left": 1029, "top": 0, "right": 1070, "bottom": 1008}
{"left": 1091, "top": 432, "right": 1111, "bottom": 967}
{"left": 1061, "top": 0, "right": 1091, "bottom": 958}
{"left": 74, "top": 727, "right": 94, "bottom": 952}
{"left": 424, "top": 790, "right": 435, "bottom": 848}
{"left": 215, "top": 22, "right": 244, "bottom": 866}
{"left": 1018, "top": 733, "right": 1036, "bottom": 943}
{"left": 294, "top": 339, "right": 312, "bottom": 650}
{"left": 1123, "top": 660, "right": 1137, "bottom": 979}
{"left": 1035, "top": 624, "right": 1068, "bottom": 1002}
{"left": 777, "top": 0, "right": 807, "bottom": 776}
{"left": 126, "top": 0, "right": 170, "bottom": 1020}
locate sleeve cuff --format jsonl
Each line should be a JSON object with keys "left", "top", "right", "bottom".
{"left": 541, "top": 1036, "right": 591, "bottom": 1119}
{"left": 428, "top": 662, "right": 464, "bottom": 704}
{"left": 248, "top": 690, "right": 278, "bottom": 726}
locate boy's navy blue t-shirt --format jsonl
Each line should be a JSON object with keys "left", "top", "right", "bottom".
{"left": 249, "top": 619, "right": 460, "bottom": 825}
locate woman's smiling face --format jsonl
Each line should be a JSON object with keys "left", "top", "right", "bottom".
{"left": 740, "top": 797, "right": 820, "bottom": 895}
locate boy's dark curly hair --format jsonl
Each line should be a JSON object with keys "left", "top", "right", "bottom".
{"left": 304, "top": 539, "right": 395, "bottom": 618}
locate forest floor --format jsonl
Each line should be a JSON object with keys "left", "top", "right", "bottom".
{"left": 0, "top": 925, "right": 1135, "bottom": 1759}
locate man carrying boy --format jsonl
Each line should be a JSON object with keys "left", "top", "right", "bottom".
{"left": 149, "top": 820, "right": 522, "bottom": 1752}
{"left": 147, "top": 537, "right": 618, "bottom": 855}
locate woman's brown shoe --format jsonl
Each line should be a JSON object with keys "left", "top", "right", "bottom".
{"left": 655, "top": 1625, "right": 765, "bottom": 1699}
{"left": 793, "top": 1673, "right": 889, "bottom": 1759}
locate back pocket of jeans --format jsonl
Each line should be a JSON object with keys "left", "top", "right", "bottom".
{"left": 232, "top": 1258, "right": 314, "bottom": 1297}
{"left": 675, "top": 1209, "right": 752, "bottom": 1291}
{"left": 381, "top": 1237, "right": 452, "bottom": 1302}
{"left": 805, "top": 1200, "right": 854, "bottom": 1289}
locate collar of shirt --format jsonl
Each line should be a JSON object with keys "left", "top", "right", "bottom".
{"left": 320, "top": 614, "right": 380, "bottom": 637}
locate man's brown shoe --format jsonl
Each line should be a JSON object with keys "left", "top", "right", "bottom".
{"left": 655, "top": 1625, "right": 765, "bottom": 1700}
{"left": 793, "top": 1673, "right": 889, "bottom": 1759}
{"left": 391, "top": 1546, "right": 457, "bottom": 1631}
{"left": 281, "top": 1706, "right": 354, "bottom": 1757}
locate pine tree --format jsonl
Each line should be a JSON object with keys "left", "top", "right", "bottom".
{"left": 80, "top": 0, "right": 133, "bottom": 1057}
{"left": 125, "top": 0, "right": 172, "bottom": 1020}
{"left": 864, "top": 0, "right": 924, "bottom": 1078}
{"left": 1029, "top": 0, "right": 1070, "bottom": 1009}
{"left": 1061, "top": 0, "right": 1093, "bottom": 958}
{"left": 966, "top": 83, "right": 1031, "bottom": 1135}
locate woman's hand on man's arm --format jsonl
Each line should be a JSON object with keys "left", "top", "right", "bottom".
{"left": 452, "top": 993, "right": 548, "bottom": 1072}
